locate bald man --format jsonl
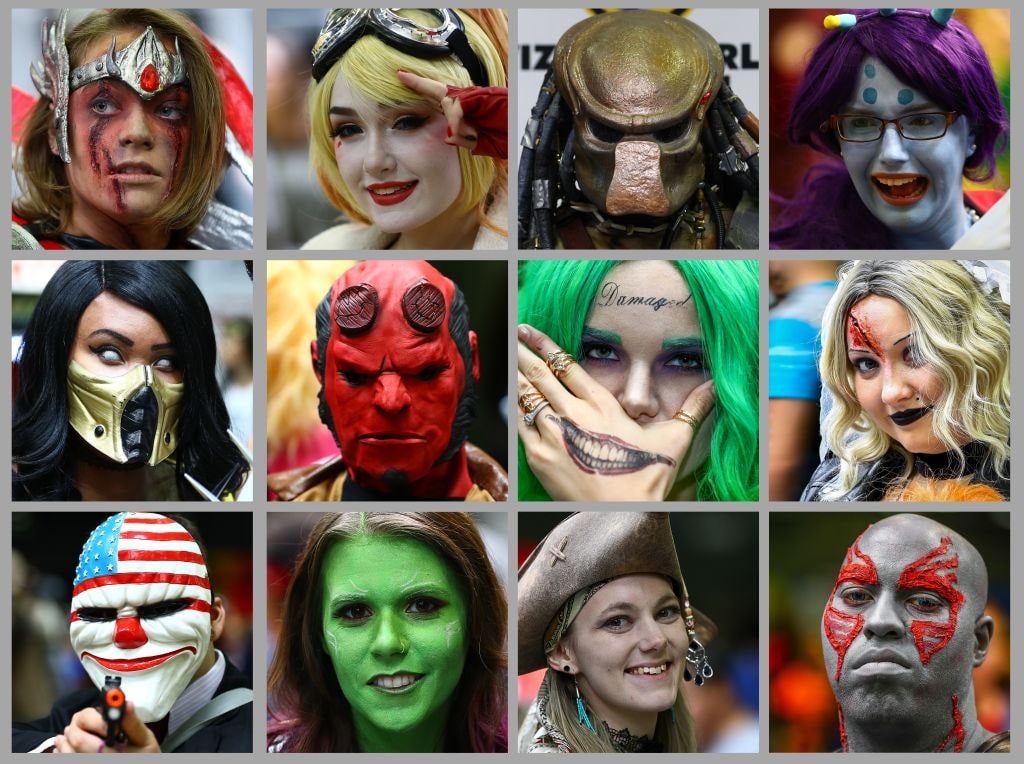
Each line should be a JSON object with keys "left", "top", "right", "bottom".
{"left": 821, "top": 514, "right": 1009, "bottom": 753}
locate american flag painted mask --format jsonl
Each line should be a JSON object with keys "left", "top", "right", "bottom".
{"left": 69, "top": 512, "right": 213, "bottom": 722}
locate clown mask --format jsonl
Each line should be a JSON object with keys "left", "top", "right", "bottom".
{"left": 69, "top": 513, "right": 213, "bottom": 722}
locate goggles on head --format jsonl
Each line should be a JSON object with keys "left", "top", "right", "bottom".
{"left": 311, "top": 8, "right": 488, "bottom": 87}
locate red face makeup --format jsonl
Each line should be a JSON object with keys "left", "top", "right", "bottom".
{"left": 65, "top": 74, "right": 190, "bottom": 229}
{"left": 823, "top": 533, "right": 878, "bottom": 681}
{"left": 846, "top": 309, "right": 883, "bottom": 357}
{"left": 937, "top": 695, "right": 964, "bottom": 752}
{"left": 321, "top": 261, "right": 475, "bottom": 493}
{"left": 896, "top": 536, "right": 964, "bottom": 665}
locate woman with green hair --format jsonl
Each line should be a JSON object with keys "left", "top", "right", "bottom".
{"left": 517, "top": 259, "right": 758, "bottom": 501}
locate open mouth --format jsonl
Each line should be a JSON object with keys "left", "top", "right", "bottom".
{"left": 626, "top": 662, "right": 671, "bottom": 676}
{"left": 889, "top": 405, "right": 933, "bottom": 426}
{"left": 367, "top": 180, "right": 418, "bottom": 206}
{"left": 81, "top": 646, "right": 195, "bottom": 672}
{"left": 556, "top": 416, "right": 675, "bottom": 475}
{"left": 368, "top": 672, "right": 424, "bottom": 691}
{"left": 872, "top": 174, "right": 928, "bottom": 206}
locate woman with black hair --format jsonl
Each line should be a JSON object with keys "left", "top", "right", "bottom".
{"left": 13, "top": 260, "right": 249, "bottom": 501}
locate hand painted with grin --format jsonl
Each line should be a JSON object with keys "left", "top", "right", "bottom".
{"left": 517, "top": 323, "right": 715, "bottom": 501}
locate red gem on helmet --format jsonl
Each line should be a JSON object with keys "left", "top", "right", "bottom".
{"left": 139, "top": 64, "right": 160, "bottom": 93}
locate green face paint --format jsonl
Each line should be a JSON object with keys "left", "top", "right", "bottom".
{"left": 321, "top": 534, "right": 469, "bottom": 752}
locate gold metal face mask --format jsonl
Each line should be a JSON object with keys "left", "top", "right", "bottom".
{"left": 554, "top": 11, "right": 724, "bottom": 217}
{"left": 67, "top": 360, "right": 184, "bottom": 466}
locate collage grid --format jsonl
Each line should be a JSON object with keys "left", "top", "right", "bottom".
{"left": 3, "top": 3, "right": 1018, "bottom": 759}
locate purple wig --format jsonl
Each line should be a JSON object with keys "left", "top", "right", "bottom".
{"left": 771, "top": 9, "right": 1008, "bottom": 249}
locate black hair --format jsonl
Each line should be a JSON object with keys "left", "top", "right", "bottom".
{"left": 13, "top": 261, "right": 249, "bottom": 500}
{"left": 314, "top": 279, "right": 477, "bottom": 468}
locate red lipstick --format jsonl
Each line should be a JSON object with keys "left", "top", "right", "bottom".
{"left": 366, "top": 180, "right": 418, "bottom": 206}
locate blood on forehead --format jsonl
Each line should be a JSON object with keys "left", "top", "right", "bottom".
{"left": 823, "top": 532, "right": 878, "bottom": 681}
{"left": 846, "top": 308, "right": 883, "bottom": 357}
{"left": 897, "top": 536, "right": 964, "bottom": 664}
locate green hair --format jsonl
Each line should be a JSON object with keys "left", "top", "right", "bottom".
{"left": 517, "top": 260, "right": 759, "bottom": 502}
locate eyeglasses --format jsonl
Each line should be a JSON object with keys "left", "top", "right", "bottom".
{"left": 828, "top": 112, "right": 957, "bottom": 142}
{"left": 311, "top": 8, "right": 488, "bottom": 87}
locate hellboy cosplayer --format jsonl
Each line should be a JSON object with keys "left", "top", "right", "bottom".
{"left": 519, "top": 10, "right": 758, "bottom": 249}
{"left": 12, "top": 513, "right": 253, "bottom": 753}
{"left": 821, "top": 514, "right": 1009, "bottom": 752}
{"left": 12, "top": 8, "right": 253, "bottom": 250}
{"left": 269, "top": 260, "right": 508, "bottom": 501}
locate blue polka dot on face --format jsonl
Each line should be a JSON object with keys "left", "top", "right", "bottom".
{"left": 898, "top": 88, "right": 914, "bottom": 105}
{"left": 862, "top": 88, "right": 878, "bottom": 105}
{"left": 864, "top": 63, "right": 876, "bottom": 78}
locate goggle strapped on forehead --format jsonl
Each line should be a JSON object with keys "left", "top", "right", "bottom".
{"left": 311, "top": 8, "right": 488, "bottom": 87}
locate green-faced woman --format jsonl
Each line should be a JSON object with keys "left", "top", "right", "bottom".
{"left": 268, "top": 512, "right": 508, "bottom": 752}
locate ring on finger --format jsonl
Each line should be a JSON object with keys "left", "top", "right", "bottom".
{"left": 673, "top": 409, "right": 700, "bottom": 429}
{"left": 523, "top": 400, "right": 551, "bottom": 426}
{"left": 518, "top": 390, "right": 548, "bottom": 414}
{"left": 546, "top": 350, "right": 577, "bottom": 379}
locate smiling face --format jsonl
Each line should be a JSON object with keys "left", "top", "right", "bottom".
{"left": 845, "top": 294, "right": 951, "bottom": 455}
{"left": 329, "top": 72, "right": 463, "bottom": 236}
{"left": 69, "top": 512, "right": 214, "bottom": 722}
{"left": 821, "top": 516, "right": 987, "bottom": 736}
{"left": 63, "top": 32, "right": 191, "bottom": 228}
{"left": 837, "top": 56, "right": 972, "bottom": 248}
{"left": 582, "top": 261, "right": 712, "bottom": 474}
{"left": 320, "top": 534, "right": 469, "bottom": 748}
{"left": 558, "top": 574, "right": 686, "bottom": 733}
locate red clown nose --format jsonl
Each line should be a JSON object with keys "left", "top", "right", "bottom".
{"left": 113, "top": 615, "right": 149, "bottom": 649}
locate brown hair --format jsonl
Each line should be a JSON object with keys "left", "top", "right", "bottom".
{"left": 14, "top": 9, "right": 225, "bottom": 237}
{"left": 267, "top": 512, "right": 507, "bottom": 752}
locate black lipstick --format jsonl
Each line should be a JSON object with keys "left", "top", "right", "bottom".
{"left": 889, "top": 405, "right": 934, "bottom": 427}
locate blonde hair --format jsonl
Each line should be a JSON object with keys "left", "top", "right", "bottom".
{"left": 308, "top": 9, "right": 507, "bottom": 236}
{"left": 14, "top": 9, "right": 225, "bottom": 237}
{"left": 542, "top": 669, "right": 696, "bottom": 752}
{"left": 266, "top": 260, "right": 352, "bottom": 462}
{"left": 819, "top": 260, "right": 1010, "bottom": 498}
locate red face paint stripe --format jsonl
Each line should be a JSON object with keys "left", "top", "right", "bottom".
{"left": 897, "top": 536, "right": 963, "bottom": 664}
{"left": 838, "top": 707, "right": 848, "bottom": 752}
{"left": 118, "top": 549, "right": 205, "bottom": 565}
{"left": 122, "top": 517, "right": 177, "bottom": 524}
{"left": 823, "top": 533, "right": 878, "bottom": 681}
{"left": 937, "top": 695, "right": 964, "bottom": 752}
{"left": 119, "top": 531, "right": 196, "bottom": 542}
{"left": 72, "top": 572, "right": 210, "bottom": 597}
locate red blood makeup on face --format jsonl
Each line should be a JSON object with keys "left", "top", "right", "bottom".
{"left": 823, "top": 532, "right": 878, "bottom": 681}
{"left": 897, "top": 536, "right": 964, "bottom": 664}
{"left": 846, "top": 309, "right": 883, "bottom": 357}
{"left": 322, "top": 261, "right": 470, "bottom": 492}
{"left": 64, "top": 41, "right": 191, "bottom": 235}
{"left": 937, "top": 695, "right": 964, "bottom": 752}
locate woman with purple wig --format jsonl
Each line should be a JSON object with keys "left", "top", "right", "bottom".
{"left": 771, "top": 9, "right": 1008, "bottom": 250}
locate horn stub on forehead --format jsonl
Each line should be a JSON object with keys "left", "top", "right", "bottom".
{"left": 402, "top": 279, "right": 446, "bottom": 333}
{"left": 334, "top": 283, "right": 379, "bottom": 334}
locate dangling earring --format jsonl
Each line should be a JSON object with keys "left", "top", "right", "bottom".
{"left": 573, "top": 675, "right": 596, "bottom": 732}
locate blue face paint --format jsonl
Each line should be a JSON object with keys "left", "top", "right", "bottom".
{"left": 839, "top": 56, "right": 973, "bottom": 249}
{"left": 864, "top": 63, "right": 876, "bottom": 78}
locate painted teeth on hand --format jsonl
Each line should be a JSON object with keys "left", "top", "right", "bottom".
{"left": 549, "top": 415, "right": 677, "bottom": 475}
